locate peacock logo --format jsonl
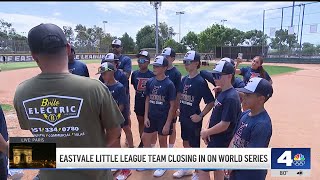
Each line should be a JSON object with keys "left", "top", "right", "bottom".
{"left": 293, "top": 153, "right": 306, "bottom": 166}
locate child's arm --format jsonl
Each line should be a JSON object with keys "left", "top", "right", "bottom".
{"left": 144, "top": 96, "right": 150, "bottom": 128}
{"left": 162, "top": 100, "right": 175, "bottom": 135}
{"left": 191, "top": 101, "right": 214, "bottom": 123}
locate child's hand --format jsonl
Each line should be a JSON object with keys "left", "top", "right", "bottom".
{"left": 190, "top": 114, "right": 202, "bottom": 123}
{"left": 144, "top": 118, "right": 150, "bottom": 128}
{"left": 162, "top": 123, "right": 170, "bottom": 135}
{"left": 200, "top": 129, "right": 210, "bottom": 144}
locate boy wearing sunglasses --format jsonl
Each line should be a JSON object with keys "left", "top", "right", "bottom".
{"left": 198, "top": 60, "right": 242, "bottom": 180}
{"left": 200, "top": 57, "right": 245, "bottom": 97}
{"left": 96, "top": 62, "right": 133, "bottom": 180}
{"left": 227, "top": 77, "right": 273, "bottom": 180}
{"left": 173, "top": 51, "right": 214, "bottom": 179}
{"left": 142, "top": 56, "right": 176, "bottom": 177}
{"left": 131, "top": 50, "right": 154, "bottom": 148}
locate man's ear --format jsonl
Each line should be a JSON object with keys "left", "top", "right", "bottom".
{"left": 31, "top": 52, "right": 39, "bottom": 63}
{"left": 66, "top": 43, "right": 71, "bottom": 55}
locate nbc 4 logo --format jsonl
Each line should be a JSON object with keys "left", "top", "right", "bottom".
{"left": 277, "top": 151, "right": 306, "bottom": 166}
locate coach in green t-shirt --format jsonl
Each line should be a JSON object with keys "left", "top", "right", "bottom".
{"left": 13, "top": 23, "right": 124, "bottom": 180}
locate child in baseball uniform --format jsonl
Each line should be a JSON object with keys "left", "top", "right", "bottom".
{"left": 199, "top": 60, "right": 242, "bottom": 180}
{"left": 173, "top": 51, "right": 215, "bottom": 179}
{"left": 97, "top": 62, "right": 132, "bottom": 180}
{"left": 142, "top": 56, "right": 176, "bottom": 177}
{"left": 226, "top": 77, "right": 273, "bottom": 180}
{"left": 131, "top": 50, "right": 154, "bottom": 148}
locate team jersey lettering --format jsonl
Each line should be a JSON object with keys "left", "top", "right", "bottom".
{"left": 137, "top": 78, "right": 149, "bottom": 91}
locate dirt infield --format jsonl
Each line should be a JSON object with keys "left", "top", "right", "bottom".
{"left": 1, "top": 62, "right": 319, "bottom": 180}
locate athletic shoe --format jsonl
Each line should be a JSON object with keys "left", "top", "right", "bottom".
{"left": 154, "top": 169, "right": 166, "bottom": 177}
{"left": 116, "top": 169, "right": 132, "bottom": 180}
{"left": 173, "top": 169, "right": 193, "bottom": 178}
{"left": 191, "top": 172, "right": 199, "bottom": 180}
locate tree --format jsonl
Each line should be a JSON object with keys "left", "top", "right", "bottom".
{"left": 136, "top": 25, "right": 156, "bottom": 50}
{"left": 302, "top": 42, "right": 317, "bottom": 56}
{"left": 63, "top": 26, "right": 74, "bottom": 44}
{"left": 163, "top": 39, "right": 187, "bottom": 53}
{"left": 270, "top": 29, "right": 298, "bottom": 54}
{"left": 120, "top": 32, "right": 135, "bottom": 54}
{"left": 224, "top": 28, "right": 245, "bottom": 46}
{"left": 181, "top": 31, "right": 198, "bottom": 50}
{"left": 244, "top": 30, "right": 268, "bottom": 46}
{"left": 198, "top": 24, "right": 229, "bottom": 52}
{"left": 74, "top": 24, "right": 89, "bottom": 52}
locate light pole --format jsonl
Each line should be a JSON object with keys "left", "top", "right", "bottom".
{"left": 221, "top": 19, "right": 227, "bottom": 26}
{"left": 176, "top": 11, "right": 185, "bottom": 43}
{"left": 151, "top": 1, "right": 161, "bottom": 55}
{"left": 103, "top": 21, "right": 108, "bottom": 34}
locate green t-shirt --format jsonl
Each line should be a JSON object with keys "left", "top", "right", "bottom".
{"left": 13, "top": 73, "right": 124, "bottom": 180}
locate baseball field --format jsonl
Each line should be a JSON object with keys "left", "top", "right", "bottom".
{"left": 0, "top": 60, "right": 319, "bottom": 180}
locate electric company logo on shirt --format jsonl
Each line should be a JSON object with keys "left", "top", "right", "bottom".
{"left": 23, "top": 95, "right": 83, "bottom": 126}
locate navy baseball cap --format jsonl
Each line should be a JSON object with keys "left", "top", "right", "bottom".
{"left": 183, "top": 50, "right": 201, "bottom": 61}
{"left": 236, "top": 77, "right": 273, "bottom": 99}
{"left": 161, "top": 47, "right": 176, "bottom": 57}
{"left": 136, "top": 50, "right": 150, "bottom": 60}
{"left": 28, "top": 23, "right": 68, "bottom": 54}
{"left": 152, "top": 56, "right": 169, "bottom": 67}
{"left": 96, "top": 62, "right": 115, "bottom": 75}
{"left": 209, "top": 60, "right": 235, "bottom": 74}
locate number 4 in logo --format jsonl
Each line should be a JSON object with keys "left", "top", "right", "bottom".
{"left": 277, "top": 151, "right": 293, "bottom": 166}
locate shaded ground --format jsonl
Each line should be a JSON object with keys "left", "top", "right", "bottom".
{"left": 1, "top": 62, "right": 319, "bottom": 180}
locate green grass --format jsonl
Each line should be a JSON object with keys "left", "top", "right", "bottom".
{"left": 1, "top": 104, "right": 14, "bottom": 112}
{"left": 0, "top": 59, "right": 300, "bottom": 76}
{"left": 132, "top": 64, "right": 300, "bottom": 76}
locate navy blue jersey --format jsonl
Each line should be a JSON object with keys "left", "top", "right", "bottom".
{"left": 166, "top": 66, "right": 182, "bottom": 94}
{"left": 106, "top": 82, "right": 127, "bottom": 107}
{"left": 68, "top": 60, "right": 89, "bottom": 77}
{"left": 233, "top": 77, "right": 245, "bottom": 88}
{"left": 230, "top": 110, "right": 272, "bottom": 180}
{"left": 240, "top": 67, "right": 271, "bottom": 84}
{"left": 178, "top": 74, "right": 214, "bottom": 119}
{"left": 131, "top": 70, "right": 155, "bottom": 105}
{"left": 208, "top": 88, "right": 242, "bottom": 147}
{"left": 118, "top": 55, "right": 132, "bottom": 75}
{"left": 0, "top": 106, "right": 8, "bottom": 142}
{"left": 145, "top": 77, "right": 176, "bottom": 121}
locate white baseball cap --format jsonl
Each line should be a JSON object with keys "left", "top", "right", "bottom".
{"left": 111, "top": 39, "right": 122, "bottom": 46}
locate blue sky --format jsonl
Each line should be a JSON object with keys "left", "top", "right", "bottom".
{"left": 0, "top": 1, "right": 319, "bottom": 45}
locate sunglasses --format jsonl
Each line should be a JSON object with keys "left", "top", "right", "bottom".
{"left": 138, "top": 58, "right": 149, "bottom": 64}
{"left": 98, "top": 66, "right": 113, "bottom": 73}
{"left": 212, "top": 73, "right": 228, "bottom": 80}
{"left": 112, "top": 45, "right": 121, "bottom": 48}
{"left": 183, "top": 60, "right": 194, "bottom": 65}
